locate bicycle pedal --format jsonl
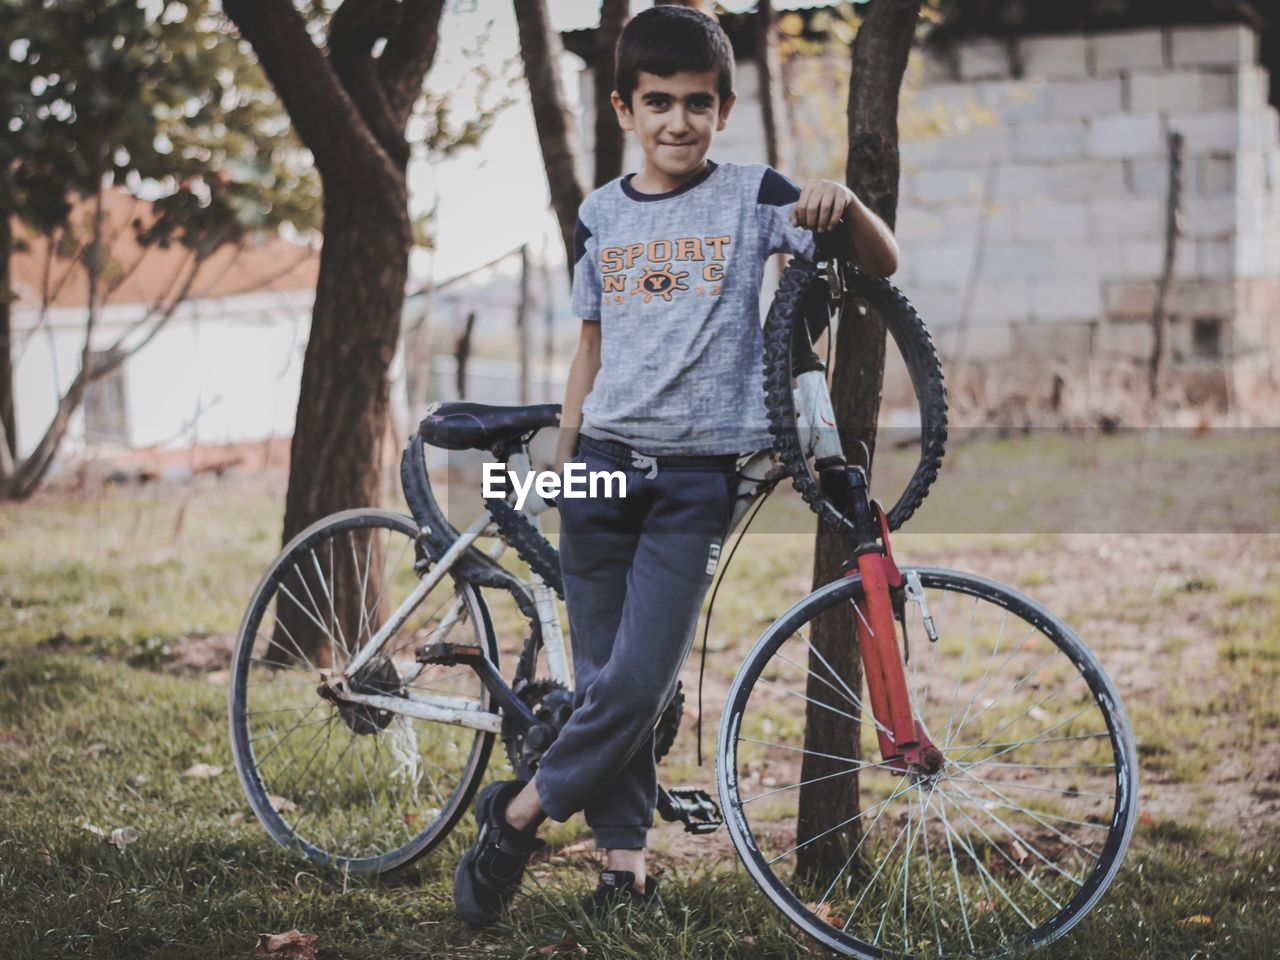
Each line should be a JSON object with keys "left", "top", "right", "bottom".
{"left": 415, "top": 642, "right": 483, "bottom": 667}
{"left": 657, "top": 786, "right": 722, "bottom": 835}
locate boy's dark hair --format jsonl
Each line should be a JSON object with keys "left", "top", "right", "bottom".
{"left": 614, "top": 6, "right": 735, "bottom": 109}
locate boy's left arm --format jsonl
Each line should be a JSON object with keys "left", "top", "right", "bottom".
{"left": 791, "top": 180, "right": 899, "bottom": 278}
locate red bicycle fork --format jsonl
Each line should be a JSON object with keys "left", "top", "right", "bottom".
{"left": 845, "top": 503, "right": 943, "bottom": 776}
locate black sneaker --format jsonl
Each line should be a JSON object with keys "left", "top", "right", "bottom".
{"left": 580, "top": 869, "right": 662, "bottom": 920}
{"left": 454, "top": 780, "right": 545, "bottom": 926}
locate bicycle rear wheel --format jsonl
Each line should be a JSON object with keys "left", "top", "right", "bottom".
{"left": 717, "top": 568, "right": 1137, "bottom": 958}
{"left": 229, "top": 509, "right": 497, "bottom": 874}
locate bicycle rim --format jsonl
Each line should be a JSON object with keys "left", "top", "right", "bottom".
{"left": 229, "top": 509, "right": 496, "bottom": 874}
{"left": 718, "top": 567, "right": 1137, "bottom": 958}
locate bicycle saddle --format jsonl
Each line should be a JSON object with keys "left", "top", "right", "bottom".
{"left": 417, "top": 401, "right": 562, "bottom": 451}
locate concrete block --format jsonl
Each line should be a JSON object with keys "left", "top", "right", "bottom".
{"left": 980, "top": 242, "right": 1050, "bottom": 282}
{"left": 916, "top": 47, "right": 957, "bottom": 85}
{"left": 1125, "top": 158, "right": 1170, "bottom": 197}
{"left": 1169, "top": 110, "right": 1242, "bottom": 153}
{"left": 959, "top": 39, "right": 1011, "bottom": 81}
{"left": 1182, "top": 196, "right": 1238, "bottom": 240}
{"left": 1127, "top": 71, "right": 1235, "bottom": 114}
{"left": 1015, "top": 202, "right": 1088, "bottom": 242}
{"left": 1242, "top": 106, "right": 1280, "bottom": 151}
{"left": 1013, "top": 121, "right": 1088, "bottom": 161}
{"left": 1047, "top": 78, "right": 1123, "bottom": 120}
{"left": 1047, "top": 160, "right": 1130, "bottom": 201}
{"left": 895, "top": 207, "right": 945, "bottom": 243}
{"left": 1169, "top": 24, "right": 1259, "bottom": 69}
{"left": 1028, "top": 282, "right": 1102, "bottom": 323}
{"left": 964, "top": 324, "right": 1014, "bottom": 360}
{"left": 907, "top": 243, "right": 974, "bottom": 289}
{"left": 1094, "top": 240, "right": 1164, "bottom": 279}
{"left": 901, "top": 286, "right": 963, "bottom": 328}
{"left": 1237, "top": 66, "right": 1271, "bottom": 112}
{"left": 932, "top": 126, "right": 1012, "bottom": 166}
{"left": 968, "top": 282, "right": 1030, "bottom": 324}
{"left": 1194, "top": 154, "right": 1236, "bottom": 195}
{"left": 1103, "top": 281, "right": 1159, "bottom": 319}
{"left": 1091, "top": 29, "right": 1166, "bottom": 76}
{"left": 980, "top": 203, "right": 1016, "bottom": 242}
{"left": 1088, "top": 114, "right": 1164, "bottom": 159}
{"left": 993, "top": 163, "right": 1056, "bottom": 202}
{"left": 1197, "top": 238, "right": 1236, "bottom": 280}
{"left": 944, "top": 204, "right": 990, "bottom": 241}
{"left": 1012, "top": 321, "right": 1094, "bottom": 356}
{"left": 1020, "top": 35, "right": 1090, "bottom": 80}
{"left": 908, "top": 167, "right": 987, "bottom": 205}
{"left": 1040, "top": 243, "right": 1099, "bottom": 280}
{"left": 1086, "top": 198, "right": 1164, "bottom": 241}
{"left": 1167, "top": 281, "right": 1236, "bottom": 316}
{"left": 978, "top": 79, "right": 1050, "bottom": 123}
{"left": 1095, "top": 320, "right": 1154, "bottom": 359}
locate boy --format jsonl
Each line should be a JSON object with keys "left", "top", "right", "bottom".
{"left": 454, "top": 5, "right": 898, "bottom": 927}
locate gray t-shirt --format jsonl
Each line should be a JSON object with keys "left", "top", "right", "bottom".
{"left": 571, "top": 160, "right": 816, "bottom": 455}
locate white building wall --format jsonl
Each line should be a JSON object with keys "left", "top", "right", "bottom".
{"left": 12, "top": 289, "right": 314, "bottom": 463}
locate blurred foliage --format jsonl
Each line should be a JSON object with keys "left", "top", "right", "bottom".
{"left": 1, "top": 0, "right": 322, "bottom": 258}
{"left": 777, "top": 0, "right": 994, "bottom": 181}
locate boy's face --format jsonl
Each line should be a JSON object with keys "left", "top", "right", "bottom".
{"left": 612, "top": 69, "right": 735, "bottom": 182}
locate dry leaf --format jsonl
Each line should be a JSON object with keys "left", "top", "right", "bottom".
{"left": 38, "top": 846, "right": 53, "bottom": 867}
{"left": 184, "top": 763, "right": 223, "bottom": 779}
{"left": 84, "top": 742, "right": 107, "bottom": 759}
{"left": 268, "top": 795, "right": 297, "bottom": 813}
{"left": 82, "top": 822, "right": 106, "bottom": 838}
{"left": 1012, "top": 840, "right": 1029, "bottom": 864}
{"left": 228, "top": 812, "right": 246, "bottom": 826}
{"left": 536, "top": 936, "right": 586, "bottom": 956}
{"left": 108, "top": 826, "right": 140, "bottom": 849}
{"left": 1177, "top": 914, "right": 1213, "bottom": 930}
{"left": 1138, "top": 811, "right": 1154, "bottom": 826}
{"left": 254, "top": 930, "right": 318, "bottom": 960}
{"left": 974, "top": 899, "right": 998, "bottom": 914}
{"left": 805, "top": 900, "right": 846, "bottom": 928}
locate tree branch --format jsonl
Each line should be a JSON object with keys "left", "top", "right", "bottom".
{"left": 222, "top": 0, "right": 386, "bottom": 179}
{"left": 329, "top": 0, "right": 408, "bottom": 167}
{"left": 378, "top": 0, "right": 447, "bottom": 132}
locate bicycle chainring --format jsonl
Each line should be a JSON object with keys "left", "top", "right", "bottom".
{"left": 504, "top": 679, "right": 575, "bottom": 774}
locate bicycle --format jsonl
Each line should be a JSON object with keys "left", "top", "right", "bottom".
{"left": 228, "top": 242, "right": 1137, "bottom": 958}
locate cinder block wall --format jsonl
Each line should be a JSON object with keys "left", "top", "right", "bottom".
{"left": 899, "top": 23, "right": 1280, "bottom": 418}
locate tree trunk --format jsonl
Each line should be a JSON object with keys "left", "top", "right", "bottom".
{"left": 223, "top": 0, "right": 445, "bottom": 662}
{"left": 0, "top": 216, "right": 15, "bottom": 462}
{"left": 513, "top": 0, "right": 588, "bottom": 275}
{"left": 277, "top": 184, "right": 410, "bottom": 666}
{"left": 594, "top": 0, "right": 628, "bottom": 187}
{"left": 756, "top": 0, "right": 791, "bottom": 175}
{"left": 795, "top": 0, "right": 919, "bottom": 884}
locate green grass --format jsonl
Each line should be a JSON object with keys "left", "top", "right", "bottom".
{"left": 2, "top": 439, "right": 1279, "bottom": 958}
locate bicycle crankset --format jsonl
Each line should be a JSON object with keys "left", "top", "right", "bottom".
{"left": 504, "top": 679, "right": 575, "bottom": 775}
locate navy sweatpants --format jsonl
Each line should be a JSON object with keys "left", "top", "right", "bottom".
{"left": 535, "top": 436, "right": 735, "bottom": 849}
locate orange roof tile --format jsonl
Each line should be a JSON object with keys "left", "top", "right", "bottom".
{"left": 10, "top": 188, "right": 319, "bottom": 310}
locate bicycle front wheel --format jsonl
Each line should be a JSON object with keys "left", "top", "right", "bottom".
{"left": 718, "top": 568, "right": 1137, "bottom": 958}
{"left": 229, "top": 509, "right": 498, "bottom": 874}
